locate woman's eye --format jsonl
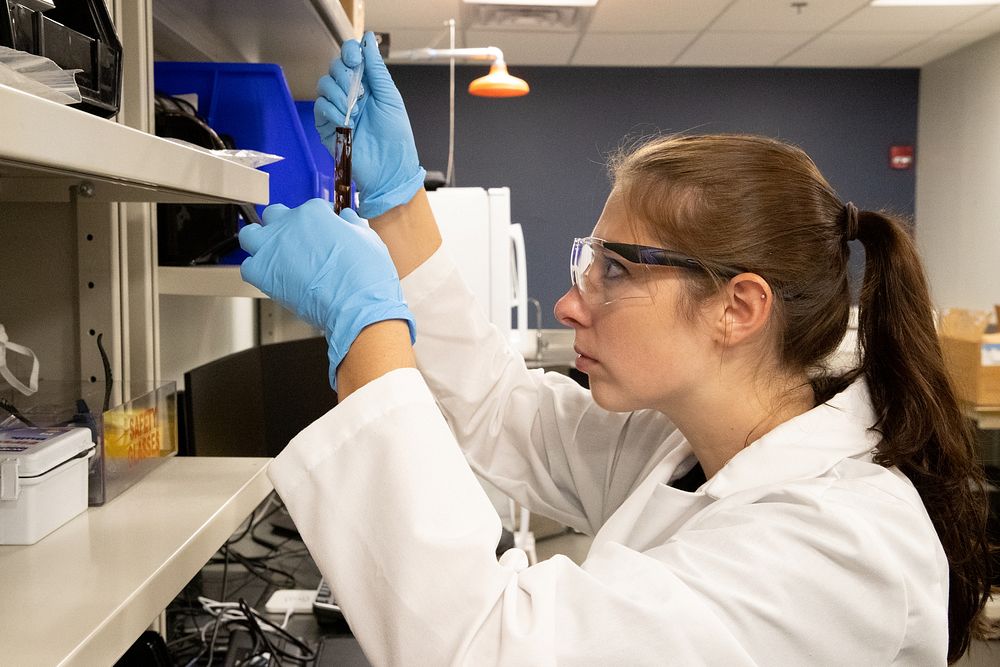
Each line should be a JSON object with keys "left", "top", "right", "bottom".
{"left": 601, "top": 256, "right": 629, "bottom": 281}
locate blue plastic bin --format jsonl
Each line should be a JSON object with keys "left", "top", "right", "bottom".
{"left": 296, "top": 100, "right": 333, "bottom": 187}
{"left": 154, "top": 62, "right": 330, "bottom": 263}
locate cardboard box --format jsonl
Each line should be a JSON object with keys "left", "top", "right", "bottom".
{"left": 340, "top": 0, "right": 365, "bottom": 39}
{"left": 940, "top": 308, "right": 1000, "bottom": 406}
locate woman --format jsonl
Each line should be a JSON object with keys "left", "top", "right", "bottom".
{"left": 238, "top": 33, "right": 992, "bottom": 665}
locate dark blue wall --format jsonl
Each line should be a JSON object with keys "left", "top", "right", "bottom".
{"left": 389, "top": 65, "right": 920, "bottom": 327}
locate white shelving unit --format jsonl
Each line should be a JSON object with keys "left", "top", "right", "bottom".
{"left": 0, "top": 84, "right": 268, "bottom": 205}
{"left": 0, "top": 1, "right": 356, "bottom": 663}
{"left": 158, "top": 265, "right": 267, "bottom": 299}
{"left": 0, "top": 80, "right": 269, "bottom": 403}
{"left": 0, "top": 457, "right": 273, "bottom": 666}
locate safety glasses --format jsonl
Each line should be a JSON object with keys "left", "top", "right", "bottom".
{"left": 570, "top": 237, "right": 744, "bottom": 306}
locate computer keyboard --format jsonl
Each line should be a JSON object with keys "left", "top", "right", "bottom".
{"left": 313, "top": 578, "right": 349, "bottom": 630}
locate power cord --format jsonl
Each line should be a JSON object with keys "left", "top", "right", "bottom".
{"left": 0, "top": 397, "right": 35, "bottom": 427}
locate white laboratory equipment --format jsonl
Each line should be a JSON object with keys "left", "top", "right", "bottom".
{"left": 428, "top": 186, "right": 537, "bottom": 563}
{"left": 0, "top": 427, "right": 95, "bottom": 545}
{"left": 427, "top": 186, "right": 530, "bottom": 351}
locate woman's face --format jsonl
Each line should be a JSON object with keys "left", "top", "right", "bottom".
{"left": 554, "top": 191, "right": 720, "bottom": 413}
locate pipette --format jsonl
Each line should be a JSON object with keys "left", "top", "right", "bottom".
{"left": 333, "top": 64, "right": 363, "bottom": 213}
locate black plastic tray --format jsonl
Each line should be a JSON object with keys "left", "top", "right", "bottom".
{"left": 0, "top": 0, "right": 122, "bottom": 117}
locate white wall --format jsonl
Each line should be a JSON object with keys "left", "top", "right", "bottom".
{"left": 916, "top": 33, "right": 1000, "bottom": 312}
{"left": 158, "top": 296, "right": 256, "bottom": 391}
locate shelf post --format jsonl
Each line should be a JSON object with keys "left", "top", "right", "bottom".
{"left": 74, "top": 184, "right": 124, "bottom": 408}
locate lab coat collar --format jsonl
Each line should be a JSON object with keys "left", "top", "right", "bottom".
{"left": 700, "top": 379, "right": 880, "bottom": 500}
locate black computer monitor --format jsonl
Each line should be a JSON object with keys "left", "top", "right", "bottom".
{"left": 181, "top": 336, "right": 337, "bottom": 457}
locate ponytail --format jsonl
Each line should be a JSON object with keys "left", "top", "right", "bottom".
{"left": 854, "top": 210, "right": 992, "bottom": 663}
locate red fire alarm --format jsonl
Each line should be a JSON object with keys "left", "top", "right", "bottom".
{"left": 890, "top": 145, "right": 914, "bottom": 170}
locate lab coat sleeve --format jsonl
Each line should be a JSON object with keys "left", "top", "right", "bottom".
{"left": 401, "top": 248, "right": 679, "bottom": 533}
{"left": 268, "top": 368, "right": 753, "bottom": 666}
{"left": 269, "top": 369, "right": 915, "bottom": 666}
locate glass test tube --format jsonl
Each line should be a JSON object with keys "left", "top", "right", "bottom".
{"left": 333, "top": 126, "right": 353, "bottom": 214}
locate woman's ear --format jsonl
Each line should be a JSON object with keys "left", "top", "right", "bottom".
{"left": 713, "top": 273, "right": 773, "bottom": 347}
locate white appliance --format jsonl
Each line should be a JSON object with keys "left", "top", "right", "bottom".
{"left": 427, "top": 187, "right": 529, "bottom": 343}
{"left": 428, "top": 187, "right": 537, "bottom": 562}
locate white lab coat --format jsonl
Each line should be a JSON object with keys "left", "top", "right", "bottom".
{"left": 268, "top": 249, "right": 949, "bottom": 666}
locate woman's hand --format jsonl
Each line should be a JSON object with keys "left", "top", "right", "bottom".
{"left": 315, "top": 32, "right": 426, "bottom": 219}
{"left": 239, "top": 199, "right": 416, "bottom": 390}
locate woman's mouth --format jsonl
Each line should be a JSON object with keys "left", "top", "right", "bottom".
{"left": 574, "top": 346, "right": 597, "bottom": 371}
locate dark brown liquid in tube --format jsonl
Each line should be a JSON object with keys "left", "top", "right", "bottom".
{"left": 333, "top": 126, "right": 353, "bottom": 214}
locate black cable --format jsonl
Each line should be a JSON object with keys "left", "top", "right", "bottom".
{"left": 224, "top": 548, "right": 297, "bottom": 590}
{"left": 203, "top": 612, "right": 226, "bottom": 667}
{"left": 239, "top": 598, "right": 284, "bottom": 666}
{"left": 232, "top": 549, "right": 298, "bottom": 586}
{"left": 226, "top": 509, "right": 257, "bottom": 546}
{"left": 238, "top": 598, "right": 319, "bottom": 665}
{"left": 0, "top": 397, "right": 35, "bottom": 427}
{"left": 96, "top": 332, "right": 112, "bottom": 413}
{"left": 220, "top": 543, "right": 231, "bottom": 604}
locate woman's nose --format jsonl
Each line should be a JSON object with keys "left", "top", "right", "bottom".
{"left": 554, "top": 286, "right": 590, "bottom": 328}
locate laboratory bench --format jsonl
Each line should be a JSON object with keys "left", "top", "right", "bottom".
{"left": 0, "top": 456, "right": 272, "bottom": 666}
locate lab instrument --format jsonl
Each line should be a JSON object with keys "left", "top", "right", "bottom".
{"left": 0, "top": 426, "right": 94, "bottom": 544}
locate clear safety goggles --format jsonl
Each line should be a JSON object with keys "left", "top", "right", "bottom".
{"left": 569, "top": 236, "right": 744, "bottom": 306}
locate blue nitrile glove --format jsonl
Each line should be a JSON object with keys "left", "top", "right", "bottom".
{"left": 315, "top": 31, "right": 426, "bottom": 219}
{"left": 239, "top": 199, "right": 416, "bottom": 391}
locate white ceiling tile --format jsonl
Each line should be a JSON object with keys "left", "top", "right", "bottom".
{"left": 352, "top": 0, "right": 1000, "bottom": 68}
{"left": 880, "top": 32, "right": 986, "bottom": 67}
{"left": 587, "top": 0, "right": 731, "bottom": 33}
{"left": 464, "top": 29, "right": 580, "bottom": 65}
{"left": 571, "top": 31, "right": 695, "bottom": 66}
{"left": 712, "top": 0, "right": 868, "bottom": 32}
{"left": 676, "top": 32, "right": 815, "bottom": 67}
{"left": 949, "top": 7, "right": 1000, "bottom": 34}
{"left": 832, "top": 6, "right": 986, "bottom": 33}
{"left": 364, "top": 0, "right": 463, "bottom": 30}
{"left": 780, "top": 32, "right": 933, "bottom": 67}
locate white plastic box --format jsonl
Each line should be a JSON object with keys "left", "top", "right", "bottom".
{"left": 0, "top": 427, "right": 95, "bottom": 545}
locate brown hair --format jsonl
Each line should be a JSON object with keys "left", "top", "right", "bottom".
{"left": 611, "top": 134, "right": 991, "bottom": 662}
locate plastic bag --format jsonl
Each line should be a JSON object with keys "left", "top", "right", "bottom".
{"left": 162, "top": 138, "right": 285, "bottom": 168}
{"left": 0, "top": 46, "right": 81, "bottom": 105}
